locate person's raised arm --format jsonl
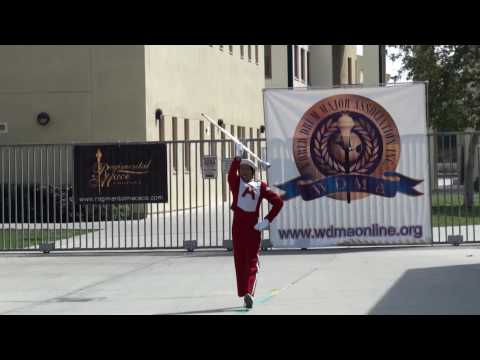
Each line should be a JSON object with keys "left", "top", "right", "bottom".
{"left": 228, "top": 142, "right": 243, "bottom": 188}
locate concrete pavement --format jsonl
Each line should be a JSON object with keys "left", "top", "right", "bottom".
{"left": 1, "top": 245, "right": 480, "bottom": 314}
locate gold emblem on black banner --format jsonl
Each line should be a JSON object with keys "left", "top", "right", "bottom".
{"left": 89, "top": 148, "right": 152, "bottom": 194}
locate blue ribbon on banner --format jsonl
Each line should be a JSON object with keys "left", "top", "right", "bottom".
{"left": 276, "top": 172, "right": 424, "bottom": 201}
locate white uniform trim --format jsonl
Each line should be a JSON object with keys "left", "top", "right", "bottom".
{"left": 252, "top": 252, "right": 261, "bottom": 296}
{"left": 237, "top": 179, "right": 261, "bottom": 213}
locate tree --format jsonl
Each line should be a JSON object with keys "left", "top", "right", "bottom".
{"left": 389, "top": 45, "right": 480, "bottom": 208}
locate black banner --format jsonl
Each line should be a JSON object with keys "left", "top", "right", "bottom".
{"left": 74, "top": 143, "right": 168, "bottom": 204}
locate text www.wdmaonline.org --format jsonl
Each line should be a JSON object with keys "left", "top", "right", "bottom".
{"left": 278, "top": 224, "right": 423, "bottom": 240}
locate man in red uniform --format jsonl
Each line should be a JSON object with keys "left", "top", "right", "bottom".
{"left": 228, "top": 143, "right": 283, "bottom": 309}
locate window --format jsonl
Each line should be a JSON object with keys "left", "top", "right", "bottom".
{"left": 255, "top": 45, "right": 259, "bottom": 64}
{"left": 236, "top": 126, "right": 245, "bottom": 155}
{"left": 220, "top": 122, "right": 226, "bottom": 145}
{"left": 200, "top": 120, "right": 205, "bottom": 158}
{"left": 240, "top": 45, "right": 244, "bottom": 59}
{"left": 210, "top": 123, "right": 216, "bottom": 155}
{"left": 248, "top": 45, "right": 252, "bottom": 62}
{"left": 257, "top": 128, "right": 262, "bottom": 157}
{"left": 220, "top": 123, "right": 227, "bottom": 200}
{"left": 229, "top": 45, "right": 233, "bottom": 54}
{"left": 219, "top": 45, "right": 224, "bottom": 51}
{"left": 236, "top": 126, "right": 246, "bottom": 143}
{"left": 301, "top": 48, "right": 305, "bottom": 82}
{"left": 307, "top": 51, "right": 311, "bottom": 86}
{"left": 184, "top": 118, "right": 190, "bottom": 171}
{"left": 249, "top": 127, "right": 254, "bottom": 152}
{"left": 264, "top": 45, "right": 272, "bottom": 79}
{"left": 230, "top": 125, "right": 236, "bottom": 156}
{"left": 294, "top": 45, "right": 299, "bottom": 79}
{"left": 172, "top": 117, "right": 178, "bottom": 172}
{"left": 348, "top": 57, "right": 352, "bottom": 85}
{"left": 355, "top": 60, "right": 358, "bottom": 83}
{"left": 158, "top": 114, "right": 165, "bottom": 141}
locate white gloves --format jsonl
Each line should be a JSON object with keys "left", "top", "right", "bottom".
{"left": 254, "top": 219, "right": 270, "bottom": 231}
{"left": 235, "top": 142, "right": 244, "bottom": 158}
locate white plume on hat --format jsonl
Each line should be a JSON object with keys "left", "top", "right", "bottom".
{"left": 240, "top": 158, "right": 257, "bottom": 170}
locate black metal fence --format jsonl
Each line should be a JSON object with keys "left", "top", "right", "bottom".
{"left": 0, "top": 139, "right": 269, "bottom": 252}
{"left": 428, "top": 132, "right": 480, "bottom": 244}
{"left": 1, "top": 132, "right": 479, "bottom": 252}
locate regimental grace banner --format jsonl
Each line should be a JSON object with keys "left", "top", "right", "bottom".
{"left": 74, "top": 143, "right": 168, "bottom": 204}
{"left": 264, "top": 83, "right": 432, "bottom": 248}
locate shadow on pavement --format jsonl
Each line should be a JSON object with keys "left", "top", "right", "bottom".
{"left": 369, "top": 263, "right": 480, "bottom": 315}
{"left": 155, "top": 306, "right": 249, "bottom": 315}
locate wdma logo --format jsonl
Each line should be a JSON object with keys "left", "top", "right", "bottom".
{"left": 276, "top": 94, "right": 423, "bottom": 203}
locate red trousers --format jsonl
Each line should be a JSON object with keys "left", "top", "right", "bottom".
{"left": 232, "top": 209, "right": 262, "bottom": 298}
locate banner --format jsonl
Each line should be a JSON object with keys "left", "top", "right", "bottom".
{"left": 263, "top": 83, "right": 432, "bottom": 247}
{"left": 74, "top": 143, "right": 168, "bottom": 204}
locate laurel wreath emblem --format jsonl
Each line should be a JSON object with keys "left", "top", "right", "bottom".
{"left": 312, "top": 115, "right": 382, "bottom": 176}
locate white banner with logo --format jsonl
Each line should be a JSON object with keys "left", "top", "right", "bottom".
{"left": 264, "top": 83, "right": 432, "bottom": 248}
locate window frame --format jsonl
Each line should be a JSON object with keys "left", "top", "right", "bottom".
{"left": 264, "top": 45, "right": 272, "bottom": 79}
{"left": 300, "top": 48, "right": 305, "bottom": 82}
{"left": 294, "top": 45, "right": 299, "bottom": 79}
{"left": 184, "top": 118, "right": 190, "bottom": 171}
{"left": 172, "top": 117, "right": 178, "bottom": 172}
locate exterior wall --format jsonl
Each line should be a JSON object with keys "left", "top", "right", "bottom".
{"left": 267, "top": 45, "right": 380, "bottom": 89}
{"left": 267, "top": 45, "right": 333, "bottom": 89}
{"left": 144, "top": 45, "right": 266, "bottom": 212}
{"left": 0, "top": 45, "right": 146, "bottom": 146}
{"left": 265, "top": 45, "right": 289, "bottom": 89}
{"left": 89, "top": 46, "right": 147, "bottom": 142}
{"left": 0, "top": 44, "right": 388, "bottom": 216}
{"left": 338, "top": 45, "right": 359, "bottom": 85}
{"left": 144, "top": 45, "right": 265, "bottom": 143}
{"left": 359, "top": 45, "right": 381, "bottom": 86}
{"left": 308, "top": 45, "right": 333, "bottom": 88}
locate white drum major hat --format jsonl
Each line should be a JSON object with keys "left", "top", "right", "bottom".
{"left": 240, "top": 158, "right": 257, "bottom": 170}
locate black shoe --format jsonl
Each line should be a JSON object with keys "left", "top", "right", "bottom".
{"left": 244, "top": 293, "right": 254, "bottom": 309}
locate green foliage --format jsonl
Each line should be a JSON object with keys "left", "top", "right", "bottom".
{"left": 0, "top": 229, "right": 93, "bottom": 250}
{"left": 431, "top": 191, "right": 480, "bottom": 226}
{"left": 388, "top": 45, "right": 480, "bottom": 131}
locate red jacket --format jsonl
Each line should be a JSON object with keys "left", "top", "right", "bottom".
{"left": 228, "top": 158, "right": 283, "bottom": 223}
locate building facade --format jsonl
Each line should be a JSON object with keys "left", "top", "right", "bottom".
{"left": 0, "top": 45, "right": 266, "bottom": 146}
{"left": 0, "top": 45, "right": 386, "bottom": 147}
{"left": 264, "top": 45, "right": 386, "bottom": 89}
{"left": 0, "top": 45, "right": 268, "bottom": 212}
{"left": 0, "top": 45, "right": 385, "bottom": 209}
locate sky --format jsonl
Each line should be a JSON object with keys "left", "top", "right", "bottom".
{"left": 384, "top": 46, "right": 409, "bottom": 83}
